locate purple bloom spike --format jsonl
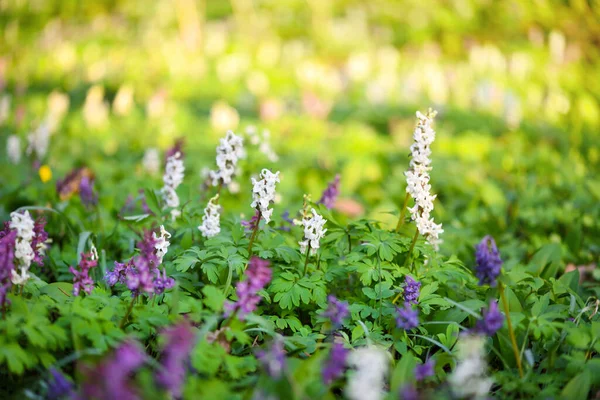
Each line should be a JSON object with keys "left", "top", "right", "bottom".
{"left": 0, "top": 230, "right": 16, "bottom": 308}
{"left": 399, "top": 384, "right": 419, "bottom": 400}
{"left": 396, "top": 302, "right": 419, "bottom": 330}
{"left": 403, "top": 275, "right": 421, "bottom": 305}
{"left": 319, "top": 174, "right": 340, "bottom": 209}
{"left": 79, "top": 176, "right": 98, "bottom": 207}
{"left": 475, "top": 236, "right": 502, "bottom": 287}
{"left": 322, "top": 342, "right": 348, "bottom": 384}
{"left": 475, "top": 300, "right": 504, "bottom": 336}
{"left": 46, "top": 368, "right": 74, "bottom": 400}
{"left": 31, "top": 217, "right": 49, "bottom": 265}
{"left": 224, "top": 257, "right": 272, "bottom": 319}
{"left": 70, "top": 252, "right": 98, "bottom": 296}
{"left": 156, "top": 321, "right": 196, "bottom": 398}
{"left": 322, "top": 295, "right": 349, "bottom": 328}
{"left": 415, "top": 359, "right": 435, "bottom": 381}
{"left": 241, "top": 209, "right": 260, "bottom": 232}
{"left": 257, "top": 337, "right": 286, "bottom": 379}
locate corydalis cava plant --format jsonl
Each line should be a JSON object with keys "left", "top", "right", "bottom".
{"left": 209, "top": 130, "right": 245, "bottom": 188}
{"left": 161, "top": 151, "right": 185, "bottom": 220}
{"left": 405, "top": 109, "right": 443, "bottom": 250}
{"left": 198, "top": 194, "right": 221, "bottom": 238}
{"left": 298, "top": 208, "right": 327, "bottom": 256}
{"left": 251, "top": 168, "right": 280, "bottom": 224}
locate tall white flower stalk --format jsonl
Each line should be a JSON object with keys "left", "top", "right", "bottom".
{"left": 346, "top": 346, "right": 389, "bottom": 400}
{"left": 404, "top": 109, "right": 443, "bottom": 250}
{"left": 26, "top": 122, "right": 51, "bottom": 160}
{"left": 448, "top": 335, "right": 493, "bottom": 400}
{"left": 153, "top": 225, "right": 171, "bottom": 264}
{"left": 209, "top": 130, "right": 245, "bottom": 189}
{"left": 10, "top": 211, "right": 36, "bottom": 285}
{"left": 250, "top": 168, "right": 280, "bottom": 224}
{"left": 298, "top": 208, "right": 327, "bottom": 256}
{"left": 7, "top": 135, "right": 21, "bottom": 164}
{"left": 198, "top": 195, "right": 221, "bottom": 238}
{"left": 245, "top": 126, "right": 279, "bottom": 162}
{"left": 142, "top": 148, "right": 160, "bottom": 175}
{"left": 161, "top": 152, "right": 185, "bottom": 220}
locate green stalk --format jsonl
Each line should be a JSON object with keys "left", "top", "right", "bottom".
{"left": 120, "top": 295, "right": 137, "bottom": 329}
{"left": 303, "top": 244, "right": 311, "bottom": 276}
{"left": 395, "top": 192, "right": 411, "bottom": 232}
{"left": 499, "top": 281, "right": 524, "bottom": 378}
{"left": 403, "top": 230, "right": 420, "bottom": 271}
{"left": 246, "top": 210, "right": 262, "bottom": 259}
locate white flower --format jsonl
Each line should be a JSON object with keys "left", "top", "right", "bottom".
{"left": 298, "top": 208, "right": 327, "bottom": 255}
{"left": 9, "top": 211, "right": 36, "bottom": 285}
{"left": 161, "top": 152, "right": 185, "bottom": 219}
{"left": 198, "top": 195, "right": 221, "bottom": 238}
{"left": 448, "top": 335, "right": 493, "bottom": 400}
{"left": 250, "top": 168, "right": 280, "bottom": 224}
{"left": 245, "top": 126, "right": 279, "bottom": 162}
{"left": 153, "top": 225, "right": 171, "bottom": 264}
{"left": 346, "top": 346, "right": 389, "bottom": 400}
{"left": 6, "top": 135, "right": 21, "bottom": 164}
{"left": 142, "top": 148, "right": 160, "bottom": 174}
{"left": 90, "top": 243, "right": 99, "bottom": 261}
{"left": 209, "top": 130, "right": 245, "bottom": 187}
{"left": 405, "top": 110, "right": 444, "bottom": 250}
{"left": 26, "top": 122, "right": 51, "bottom": 159}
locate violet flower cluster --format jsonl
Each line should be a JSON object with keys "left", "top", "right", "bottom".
{"left": 0, "top": 229, "right": 17, "bottom": 308}
{"left": 475, "top": 235, "right": 503, "bottom": 287}
{"left": 257, "top": 337, "right": 286, "bottom": 379}
{"left": 322, "top": 295, "right": 349, "bottom": 328}
{"left": 224, "top": 257, "right": 272, "bottom": 319}
{"left": 403, "top": 275, "right": 421, "bottom": 305}
{"left": 322, "top": 342, "right": 348, "bottom": 385}
{"left": 396, "top": 302, "right": 419, "bottom": 330}
{"left": 79, "top": 175, "right": 98, "bottom": 207}
{"left": 80, "top": 340, "right": 147, "bottom": 399}
{"left": 415, "top": 359, "right": 436, "bottom": 381}
{"left": 319, "top": 174, "right": 340, "bottom": 209}
{"left": 70, "top": 252, "right": 98, "bottom": 296}
{"left": 240, "top": 209, "right": 260, "bottom": 232}
{"left": 475, "top": 301, "right": 504, "bottom": 336}
{"left": 46, "top": 368, "right": 74, "bottom": 400}
{"left": 156, "top": 320, "right": 196, "bottom": 398}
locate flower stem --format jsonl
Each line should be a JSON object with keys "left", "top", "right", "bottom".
{"left": 404, "top": 230, "right": 420, "bottom": 271}
{"left": 303, "top": 244, "right": 311, "bottom": 276}
{"left": 395, "top": 192, "right": 411, "bottom": 233}
{"left": 246, "top": 210, "right": 262, "bottom": 258}
{"left": 120, "top": 295, "right": 137, "bottom": 329}
{"left": 499, "top": 282, "right": 524, "bottom": 378}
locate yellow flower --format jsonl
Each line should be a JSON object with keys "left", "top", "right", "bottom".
{"left": 39, "top": 165, "right": 52, "bottom": 183}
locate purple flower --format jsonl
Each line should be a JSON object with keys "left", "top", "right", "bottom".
{"left": 322, "top": 295, "right": 349, "bottom": 328}
{"left": 241, "top": 209, "right": 260, "bottom": 231}
{"left": 70, "top": 252, "right": 97, "bottom": 296}
{"left": 319, "top": 174, "right": 340, "bottom": 209}
{"left": 46, "top": 368, "right": 74, "bottom": 400}
{"left": 31, "top": 217, "right": 49, "bottom": 265}
{"left": 153, "top": 268, "right": 176, "bottom": 295}
{"left": 399, "top": 384, "right": 419, "bottom": 400}
{"left": 475, "top": 300, "right": 504, "bottom": 336}
{"left": 415, "top": 359, "right": 435, "bottom": 381}
{"left": 257, "top": 337, "right": 286, "bottom": 379}
{"left": 79, "top": 176, "right": 98, "bottom": 207}
{"left": 322, "top": 342, "right": 348, "bottom": 384}
{"left": 225, "top": 257, "right": 272, "bottom": 319}
{"left": 0, "top": 230, "right": 16, "bottom": 309}
{"left": 280, "top": 210, "right": 294, "bottom": 232}
{"left": 80, "top": 340, "right": 147, "bottom": 400}
{"left": 156, "top": 321, "right": 196, "bottom": 398}
{"left": 403, "top": 275, "right": 421, "bottom": 305}
{"left": 396, "top": 302, "right": 419, "bottom": 330}
{"left": 475, "top": 236, "right": 502, "bottom": 287}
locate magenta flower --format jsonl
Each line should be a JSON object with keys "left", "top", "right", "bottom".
{"left": 31, "top": 217, "right": 49, "bottom": 265}
{"left": 156, "top": 321, "right": 196, "bottom": 398}
{"left": 241, "top": 209, "right": 260, "bottom": 231}
{"left": 70, "top": 252, "right": 98, "bottom": 296}
{"left": 0, "top": 229, "right": 17, "bottom": 308}
{"left": 224, "top": 257, "right": 272, "bottom": 319}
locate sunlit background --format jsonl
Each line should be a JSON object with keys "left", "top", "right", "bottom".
{"left": 1, "top": 0, "right": 599, "bottom": 263}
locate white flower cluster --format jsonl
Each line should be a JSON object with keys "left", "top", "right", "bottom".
{"left": 198, "top": 195, "right": 221, "bottom": 238}
{"left": 346, "top": 346, "right": 389, "bottom": 400}
{"left": 26, "top": 122, "right": 51, "bottom": 160}
{"left": 7, "top": 135, "right": 21, "bottom": 164}
{"left": 251, "top": 169, "right": 280, "bottom": 224}
{"left": 245, "top": 126, "right": 279, "bottom": 162}
{"left": 298, "top": 208, "right": 327, "bottom": 255}
{"left": 405, "top": 109, "right": 444, "bottom": 250}
{"left": 161, "top": 152, "right": 185, "bottom": 220}
{"left": 10, "top": 211, "right": 36, "bottom": 285}
{"left": 448, "top": 335, "right": 493, "bottom": 400}
{"left": 153, "top": 225, "right": 171, "bottom": 264}
{"left": 142, "top": 148, "right": 160, "bottom": 174}
{"left": 209, "top": 130, "right": 245, "bottom": 187}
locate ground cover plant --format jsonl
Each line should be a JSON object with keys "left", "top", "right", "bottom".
{"left": 1, "top": 1, "right": 600, "bottom": 399}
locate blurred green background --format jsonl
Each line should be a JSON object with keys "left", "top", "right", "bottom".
{"left": 1, "top": 0, "right": 599, "bottom": 267}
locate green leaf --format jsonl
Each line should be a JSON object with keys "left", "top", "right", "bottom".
{"left": 561, "top": 370, "right": 591, "bottom": 400}
{"left": 202, "top": 286, "right": 226, "bottom": 312}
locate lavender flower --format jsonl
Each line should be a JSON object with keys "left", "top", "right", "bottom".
{"left": 46, "top": 368, "right": 74, "bottom": 400}
{"left": 396, "top": 302, "right": 419, "bottom": 330}
{"left": 475, "top": 301, "right": 504, "bottom": 336}
{"left": 403, "top": 275, "right": 421, "bottom": 305}
{"left": 224, "top": 257, "right": 272, "bottom": 319}
{"left": 0, "top": 229, "right": 16, "bottom": 308}
{"left": 257, "top": 337, "right": 286, "bottom": 379}
{"left": 415, "top": 359, "right": 435, "bottom": 381}
{"left": 80, "top": 340, "right": 147, "bottom": 399}
{"left": 156, "top": 321, "right": 196, "bottom": 398}
{"left": 475, "top": 236, "right": 502, "bottom": 287}
{"left": 322, "top": 295, "right": 349, "bottom": 328}
{"left": 319, "top": 174, "right": 340, "bottom": 209}
{"left": 399, "top": 384, "right": 419, "bottom": 400}
{"left": 31, "top": 217, "right": 49, "bottom": 266}
{"left": 241, "top": 209, "right": 260, "bottom": 232}
{"left": 79, "top": 175, "right": 98, "bottom": 207}
{"left": 70, "top": 252, "right": 97, "bottom": 296}
{"left": 323, "top": 342, "right": 348, "bottom": 384}
{"left": 280, "top": 210, "right": 294, "bottom": 231}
